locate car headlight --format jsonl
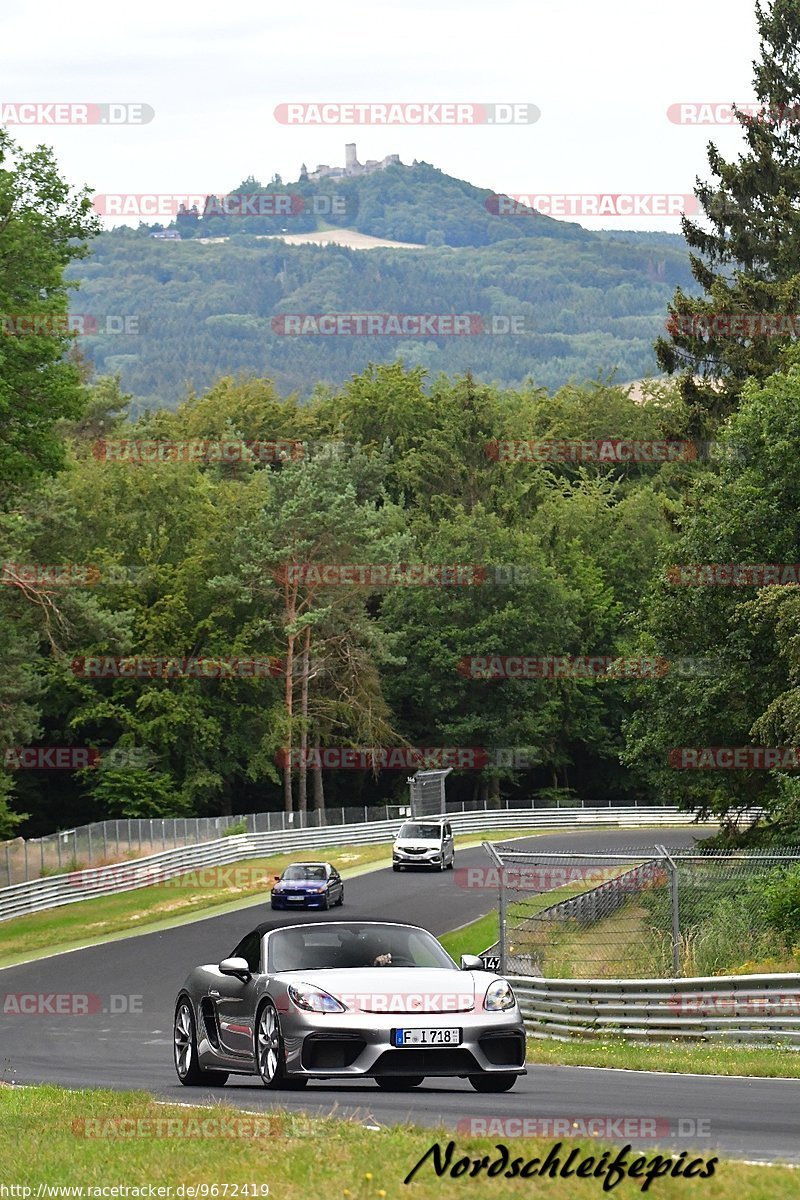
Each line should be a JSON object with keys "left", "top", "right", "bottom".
{"left": 483, "top": 979, "right": 515, "bottom": 1011}
{"left": 287, "top": 983, "right": 347, "bottom": 1013}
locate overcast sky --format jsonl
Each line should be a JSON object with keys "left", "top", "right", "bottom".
{"left": 2, "top": 0, "right": 762, "bottom": 230}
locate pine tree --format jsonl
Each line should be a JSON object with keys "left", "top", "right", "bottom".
{"left": 656, "top": 0, "right": 800, "bottom": 435}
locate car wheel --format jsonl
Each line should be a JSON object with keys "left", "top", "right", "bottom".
{"left": 447, "top": 855, "right": 455, "bottom": 869}
{"left": 468, "top": 1073, "right": 517, "bottom": 1093}
{"left": 392, "top": 864, "right": 401, "bottom": 872}
{"left": 338, "top": 888, "right": 345, "bottom": 906}
{"left": 173, "top": 999, "right": 228, "bottom": 1087}
{"left": 438, "top": 857, "right": 446, "bottom": 871}
{"left": 322, "top": 891, "right": 331, "bottom": 910}
{"left": 256, "top": 1000, "right": 289, "bottom": 1089}
{"left": 375, "top": 1076, "right": 424, "bottom": 1090}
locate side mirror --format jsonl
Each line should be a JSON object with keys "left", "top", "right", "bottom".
{"left": 218, "top": 956, "right": 251, "bottom": 980}
{"left": 273, "top": 875, "right": 281, "bottom": 882}
{"left": 460, "top": 954, "right": 484, "bottom": 971}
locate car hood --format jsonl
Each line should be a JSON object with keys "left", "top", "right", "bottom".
{"left": 277, "top": 967, "right": 480, "bottom": 1014}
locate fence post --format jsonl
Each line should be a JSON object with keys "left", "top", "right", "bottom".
{"left": 482, "top": 841, "right": 506, "bottom": 974}
{"left": 88, "top": 825, "right": 93, "bottom": 864}
{"left": 4, "top": 843, "right": 9, "bottom": 887}
{"left": 657, "top": 845, "right": 681, "bottom": 977}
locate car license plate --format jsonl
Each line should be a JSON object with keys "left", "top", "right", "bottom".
{"left": 392, "top": 1028, "right": 462, "bottom": 1047}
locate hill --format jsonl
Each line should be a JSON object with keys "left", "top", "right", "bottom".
{"left": 68, "top": 161, "right": 695, "bottom": 407}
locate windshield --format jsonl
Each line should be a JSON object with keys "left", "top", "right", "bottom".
{"left": 282, "top": 864, "right": 327, "bottom": 881}
{"left": 397, "top": 823, "right": 444, "bottom": 840}
{"left": 267, "top": 923, "right": 457, "bottom": 972}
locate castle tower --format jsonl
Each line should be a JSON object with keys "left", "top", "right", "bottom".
{"left": 345, "top": 143, "right": 358, "bottom": 170}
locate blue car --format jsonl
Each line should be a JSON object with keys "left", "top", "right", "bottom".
{"left": 270, "top": 861, "right": 344, "bottom": 910}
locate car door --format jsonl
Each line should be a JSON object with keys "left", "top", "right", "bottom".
{"left": 212, "top": 930, "right": 263, "bottom": 1058}
{"left": 444, "top": 823, "right": 454, "bottom": 864}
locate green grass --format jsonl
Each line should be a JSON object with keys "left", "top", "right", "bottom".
{"left": 525, "top": 1035, "right": 800, "bottom": 1077}
{"left": 439, "top": 910, "right": 499, "bottom": 961}
{"left": 1, "top": 1085, "right": 795, "bottom": 1197}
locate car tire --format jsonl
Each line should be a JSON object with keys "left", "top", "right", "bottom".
{"left": 338, "top": 888, "right": 344, "bottom": 906}
{"left": 256, "top": 1000, "right": 290, "bottom": 1090}
{"left": 392, "top": 864, "right": 401, "bottom": 872}
{"left": 173, "top": 999, "right": 229, "bottom": 1087}
{"left": 438, "top": 858, "right": 446, "bottom": 871}
{"left": 322, "top": 892, "right": 331, "bottom": 910}
{"left": 468, "top": 1073, "right": 517, "bottom": 1093}
{"left": 447, "top": 855, "right": 455, "bottom": 869}
{"left": 375, "top": 1076, "right": 424, "bottom": 1090}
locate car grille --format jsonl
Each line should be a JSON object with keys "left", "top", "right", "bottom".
{"left": 372, "top": 1048, "right": 478, "bottom": 1075}
{"left": 302, "top": 1034, "right": 366, "bottom": 1069}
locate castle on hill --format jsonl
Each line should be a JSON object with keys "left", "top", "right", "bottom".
{"left": 302, "top": 144, "right": 401, "bottom": 183}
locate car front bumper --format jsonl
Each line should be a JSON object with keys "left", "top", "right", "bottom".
{"left": 271, "top": 894, "right": 328, "bottom": 908}
{"left": 280, "top": 1009, "right": 526, "bottom": 1078}
{"left": 392, "top": 852, "right": 442, "bottom": 868}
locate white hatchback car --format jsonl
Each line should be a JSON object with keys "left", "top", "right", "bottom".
{"left": 392, "top": 819, "right": 455, "bottom": 871}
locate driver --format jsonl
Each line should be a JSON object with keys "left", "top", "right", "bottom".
{"left": 336, "top": 931, "right": 393, "bottom": 967}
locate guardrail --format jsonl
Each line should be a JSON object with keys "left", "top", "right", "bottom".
{"left": 0, "top": 806, "right": 716, "bottom": 923}
{"left": 511, "top": 973, "right": 800, "bottom": 1046}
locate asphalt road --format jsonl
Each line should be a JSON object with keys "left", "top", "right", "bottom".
{"left": 2, "top": 827, "right": 798, "bottom": 1165}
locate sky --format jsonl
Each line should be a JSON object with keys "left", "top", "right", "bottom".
{"left": 1, "top": 0, "right": 763, "bottom": 231}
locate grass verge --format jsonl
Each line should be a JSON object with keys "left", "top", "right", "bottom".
{"left": 525, "top": 1035, "right": 800, "bottom": 1078}
{"left": 0, "top": 1085, "right": 794, "bottom": 1198}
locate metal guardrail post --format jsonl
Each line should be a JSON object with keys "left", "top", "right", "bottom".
{"left": 657, "top": 844, "right": 681, "bottom": 977}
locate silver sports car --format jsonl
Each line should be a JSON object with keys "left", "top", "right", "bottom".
{"left": 173, "top": 919, "right": 526, "bottom": 1092}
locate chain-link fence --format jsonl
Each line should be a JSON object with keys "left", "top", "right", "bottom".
{"left": 0, "top": 805, "right": 415, "bottom": 886}
{"left": 479, "top": 842, "right": 800, "bottom": 979}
